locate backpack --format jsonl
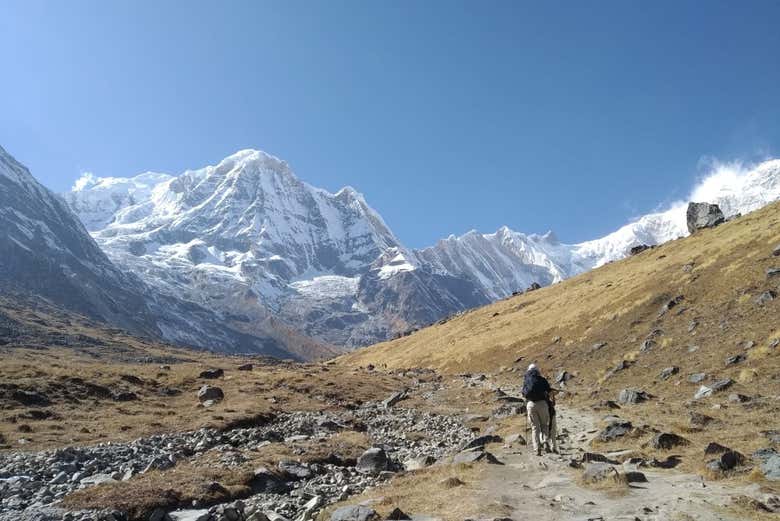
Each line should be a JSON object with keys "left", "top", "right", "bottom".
{"left": 522, "top": 371, "right": 550, "bottom": 402}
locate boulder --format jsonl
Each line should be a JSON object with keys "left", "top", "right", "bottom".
{"left": 695, "top": 379, "right": 733, "bottom": 399}
{"left": 754, "top": 449, "right": 780, "bottom": 481}
{"left": 767, "top": 267, "right": 780, "bottom": 278}
{"left": 659, "top": 367, "right": 679, "bottom": 380}
{"left": 461, "top": 434, "right": 502, "bottom": 451}
{"left": 729, "top": 393, "right": 751, "bottom": 403}
{"left": 386, "top": 509, "right": 411, "bottom": 521}
{"left": 773, "top": 244, "right": 780, "bottom": 257}
{"left": 11, "top": 389, "right": 50, "bottom": 406}
{"left": 237, "top": 363, "right": 253, "bottom": 371}
{"left": 688, "top": 373, "right": 707, "bottom": 384}
{"left": 250, "top": 467, "right": 289, "bottom": 493}
{"left": 704, "top": 442, "right": 730, "bottom": 454}
{"left": 453, "top": 448, "right": 502, "bottom": 465}
{"left": 112, "top": 391, "right": 138, "bottom": 402}
{"left": 356, "top": 448, "right": 388, "bottom": 474}
{"left": 581, "top": 452, "right": 617, "bottom": 464}
{"left": 555, "top": 371, "right": 573, "bottom": 384}
{"left": 277, "top": 460, "right": 312, "bottom": 479}
{"left": 199, "top": 368, "right": 224, "bottom": 379}
{"left": 725, "top": 354, "right": 746, "bottom": 366}
{"left": 382, "top": 391, "right": 408, "bottom": 408}
{"left": 598, "top": 420, "right": 633, "bottom": 442}
{"left": 581, "top": 462, "right": 618, "bottom": 483}
{"left": 197, "top": 385, "right": 224, "bottom": 403}
{"left": 651, "top": 432, "right": 688, "bottom": 450}
{"left": 505, "top": 433, "right": 526, "bottom": 445}
{"left": 630, "top": 244, "right": 650, "bottom": 255}
{"left": 686, "top": 202, "right": 725, "bottom": 233}
{"left": 618, "top": 389, "right": 650, "bottom": 405}
{"left": 403, "top": 455, "right": 436, "bottom": 471}
{"left": 719, "top": 450, "right": 745, "bottom": 470}
{"left": 330, "top": 506, "right": 378, "bottom": 521}
{"left": 624, "top": 471, "right": 648, "bottom": 483}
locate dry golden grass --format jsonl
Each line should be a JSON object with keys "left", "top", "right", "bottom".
{"left": 61, "top": 429, "right": 375, "bottom": 519}
{"left": 61, "top": 461, "right": 253, "bottom": 519}
{"left": 0, "top": 338, "right": 407, "bottom": 452}
{"left": 318, "top": 464, "right": 495, "bottom": 521}
{"left": 341, "top": 201, "right": 780, "bottom": 489}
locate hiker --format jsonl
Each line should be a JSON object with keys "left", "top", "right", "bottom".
{"left": 522, "top": 363, "right": 553, "bottom": 456}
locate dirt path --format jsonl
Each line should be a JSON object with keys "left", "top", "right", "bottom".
{"left": 475, "top": 406, "right": 755, "bottom": 521}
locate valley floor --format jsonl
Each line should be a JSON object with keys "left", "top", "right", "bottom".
{"left": 2, "top": 351, "right": 777, "bottom": 521}
{"left": 333, "top": 374, "right": 778, "bottom": 521}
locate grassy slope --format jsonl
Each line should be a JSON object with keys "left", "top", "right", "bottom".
{"left": 342, "top": 200, "right": 780, "bottom": 479}
{"left": 0, "top": 297, "right": 404, "bottom": 452}
{"left": 342, "top": 200, "right": 780, "bottom": 373}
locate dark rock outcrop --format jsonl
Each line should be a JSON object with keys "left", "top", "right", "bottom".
{"left": 686, "top": 202, "right": 725, "bottom": 233}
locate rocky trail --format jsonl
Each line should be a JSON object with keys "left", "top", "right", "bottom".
{"left": 477, "top": 407, "right": 765, "bottom": 521}
{"left": 1, "top": 370, "right": 779, "bottom": 521}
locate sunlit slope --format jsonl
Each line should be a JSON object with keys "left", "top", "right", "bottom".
{"left": 342, "top": 200, "right": 780, "bottom": 377}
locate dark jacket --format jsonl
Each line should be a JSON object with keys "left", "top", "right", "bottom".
{"left": 522, "top": 369, "right": 551, "bottom": 402}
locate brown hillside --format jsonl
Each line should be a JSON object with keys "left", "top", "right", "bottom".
{"left": 342, "top": 200, "right": 780, "bottom": 374}
{"left": 341, "top": 201, "right": 780, "bottom": 476}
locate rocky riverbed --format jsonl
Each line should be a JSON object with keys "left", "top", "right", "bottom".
{"left": 0, "top": 379, "right": 478, "bottom": 521}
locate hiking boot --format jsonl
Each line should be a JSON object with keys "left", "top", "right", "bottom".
{"left": 544, "top": 442, "right": 552, "bottom": 453}
{"left": 535, "top": 447, "right": 542, "bottom": 456}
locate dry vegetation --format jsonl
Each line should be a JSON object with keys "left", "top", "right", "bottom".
{"left": 0, "top": 297, "right": 409, "bottom": 452}
{"left": 342, "top": 200, "right": 780, "bottom": 489}
{"left": 318, "top": 464, "right": 496, "bottom": 521}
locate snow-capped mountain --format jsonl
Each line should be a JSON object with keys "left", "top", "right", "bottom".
{"left": 0, "top": 144, "right": 158, "bottom": 336}
{"left": 64, "top": 150, "right": 780, "bottom": 350}
{"left": 421, "top": 159, "right": 780, "bottom": 302}
{"left": 0, "top": 145, "right": 335, "bottom": 359}
{"left": 64, "top": 150, "right": 480, "bottom": 346}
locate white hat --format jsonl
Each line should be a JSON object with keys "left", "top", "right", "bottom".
{"left": 528, "top": 363, "right": 538, "bottom": 372}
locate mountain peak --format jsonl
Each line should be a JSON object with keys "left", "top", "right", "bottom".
{"left": 215, "top": 149, "right": 293, "bottom": 178}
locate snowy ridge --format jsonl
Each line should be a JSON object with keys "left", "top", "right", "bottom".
{"left": 64, "top": 150, "right": 780, "bottom": 348}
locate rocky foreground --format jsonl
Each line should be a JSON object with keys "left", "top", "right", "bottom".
{"left": 2, "top": 365, "right": 780, "bottom": 521}
{"left": 0, "top": 371, "right": 483, "bottom": 521}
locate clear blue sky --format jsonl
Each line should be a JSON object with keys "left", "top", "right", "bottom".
{"left": 1, "top": 1, "right": 779, "bottom": 247}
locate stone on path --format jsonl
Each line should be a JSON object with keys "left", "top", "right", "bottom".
{"left": 453, "top": 448, "right": 503, "bottom": 465}
{"left": 598, "top": 420, "right": 633, "bottom": 442}
{"left": 461, "top": 434, "right": 502, "bottom": 451}
{"left": 330, "top": 506, "right": 379, "bottom": 521}
{"left": 581, "top": 462, "right": 619, "bottom": 483}
{"left": 356, "top": 448, "right": 389, "bottom": 474}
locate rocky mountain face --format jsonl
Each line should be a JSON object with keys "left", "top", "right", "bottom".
{"left": 0, "top": 145, "right": 333, "bottom": 360}
{"left": 64, "top": 151, "right": 780, "bottom": 350}
{"left": 63, "top": 150, "right": 488, "bottom": 347}
{"left": 0, "top": 145, "right": 160, "bottom": 338}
